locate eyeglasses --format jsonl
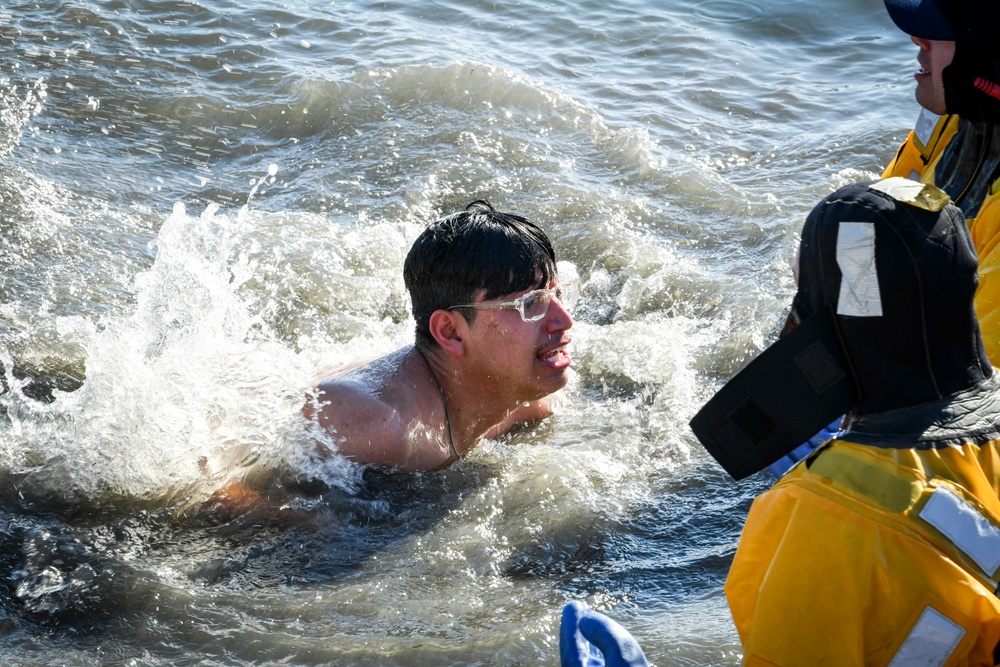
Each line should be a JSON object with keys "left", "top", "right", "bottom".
{"left": 449, "top": 279, "right": 580, "bottom": 322}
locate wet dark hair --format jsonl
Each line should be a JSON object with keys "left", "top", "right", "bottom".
{"left": 403, "top": 200, "right": 557, "bottom": 350}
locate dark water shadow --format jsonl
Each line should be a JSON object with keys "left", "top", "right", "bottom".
{"left": 185, "top": 464, "right": 482, "bottom": 587}
{"left": 0, "top": 461, "right": 481, "bottom": 638}
{"left": 576, "top": 462, "right": 768, "bottom": 606}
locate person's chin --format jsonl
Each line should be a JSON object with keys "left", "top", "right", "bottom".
{"left": 527, "top": 365, "right": 571, "bottom": 398}
{"left": 913, "top": 82, "right": 945, "bottom": 115}
{"left": 544, "top": 364, "right": 573, "bottom": 395}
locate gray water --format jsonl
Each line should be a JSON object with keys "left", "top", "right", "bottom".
{"left": 1, "top": 0, "right": 916, "bottom": 664}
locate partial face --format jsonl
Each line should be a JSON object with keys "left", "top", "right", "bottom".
{"left": 911, "top": 37, "right": 956, "bottom": 115}
{"left": 463, "top": 278, "right": 575, "bottom": 402}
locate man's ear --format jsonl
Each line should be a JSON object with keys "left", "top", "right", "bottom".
{"left": 428, "top": 309, "right": 467, "bottom": 356}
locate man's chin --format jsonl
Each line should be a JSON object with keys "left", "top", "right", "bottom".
{"left": 541, "top": 367, "right": 573, "bottom": 393}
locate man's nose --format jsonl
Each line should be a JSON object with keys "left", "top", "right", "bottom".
{"left": 545, "top": 297, "right": 574, "bottom": 331}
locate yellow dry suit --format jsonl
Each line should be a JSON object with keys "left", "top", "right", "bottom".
{"left": 726, "top": 376, "right": 1000, "bottom": 666}
{"left": 688, "top": 180, "right": 1000, "bottom": 666}
{"left": 719, "top": 6, "right": 1000, "bottom": 663}
{"left": 769, "top": 113, "right": 1000, "bottom": 478}
{"left": 884, "top": 110, "right": 1000, "bottom": 363}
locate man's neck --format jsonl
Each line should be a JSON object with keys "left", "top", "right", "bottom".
{"left": 415, "top": 346, "right": 524, "bottom": 455}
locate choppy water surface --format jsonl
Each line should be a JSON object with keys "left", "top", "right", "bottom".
{"left": 1, "top": 0, "right": 915, "bottom": 664}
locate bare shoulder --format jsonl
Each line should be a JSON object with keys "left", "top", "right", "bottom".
{"left": 303, "top": 349, "right": 423, "bottom": 468}
{"left": 306, "top": 375, "right": 401, "bottom": 456}
{"left": 311, "top": 374, "right": 397, "bottom": 429}
{"left": 306, "top": 349, "right": 407, "bottom": 419}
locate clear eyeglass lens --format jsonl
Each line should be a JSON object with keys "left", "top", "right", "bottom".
{"left": 519, "top": 281, "right": 580, "bottom": 321}
{"left": 558, "top": 280, "right": 580, "bottom": 309}
{"left": 521, "top": 291, "right": 548, "bottom": 320}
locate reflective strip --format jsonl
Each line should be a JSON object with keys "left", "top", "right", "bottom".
{"left": 836, "top": 222, "right": 882, "bottom": 318}
{"left": 871, "top": 177, "right": 927, "bottom": 204}
{"left": 914, "top": 107, "right": 941, "bottom": 148}
{"left": 919, "top": 486, "right": 1000, "bottom": 577}
{"left": 887, "top": 607, "right": 964, "bottom": 667}
{"left": 870, "top": 177, "right": 950, "bottom": 212}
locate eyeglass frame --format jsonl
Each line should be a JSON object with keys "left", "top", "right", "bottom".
{"left": 448, "top": 279, "right": 580, "bottom": 323}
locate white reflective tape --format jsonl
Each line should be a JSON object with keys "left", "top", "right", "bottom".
{"left": 919, "top": 486, "right": 1000, "bottom": 576}
{"left": 836, "top": 222, "right": 882, "bottom": 317}
{"left": 887, "top": 607, "right": 964, "bottom": 667}
{"left": 870, "top": 177, "right": 928, "bottom": 204}
{"left": 869, "top": 177, "right": 950, "bottom": 212}
{"left": 914, "top": 107, "right": 941, "bottom": 147}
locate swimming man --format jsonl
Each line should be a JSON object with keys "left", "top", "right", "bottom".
{"left": 302, "top": 200, "right": 577, "bottom": 472}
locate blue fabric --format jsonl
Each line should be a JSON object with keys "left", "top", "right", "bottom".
{"left": 560, "top": 602, "right": 649, "bottom": 667}
{"left": 766, "top": 419, "right": 841, "bottom": 479}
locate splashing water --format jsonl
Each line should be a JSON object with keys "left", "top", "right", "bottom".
{"left": 0, "top": 78, "right": 46, "bottom": 160}
{"left": 1, "top": 196, "right": 336, "bottom": 509}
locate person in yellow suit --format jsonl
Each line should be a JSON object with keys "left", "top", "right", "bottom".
{"left": 690, "top": 178, "right": 1000, "bottom": 666}
{"left": 769, "top": 0, "right": 1000, "bottom": 480}
{"left": 881, "top": 0, "right": 1000, "bottom": 363}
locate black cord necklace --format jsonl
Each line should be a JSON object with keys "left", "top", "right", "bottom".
{"left": 415, "top": 347, "right": 460, "bottom": 464}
